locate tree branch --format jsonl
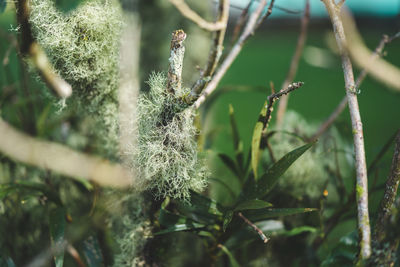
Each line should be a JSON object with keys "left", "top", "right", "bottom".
{"left": 169, "top": 0, "right": 227, "bottom": 31}
{"left": 15, "top": 0, "right": 72, "bottom": 98}
{"left": 372, "top": 130, "right": 400, "bottom": 244}
{"left": 167, "top": 29, "right": 187, "bottom": 94}
{"left": 0, "top": 118, "right": 132, "bottom": 188}
{"left": 193, "top": 0, "right": 270, "bottom": 109}
{"left": 275, "top": 0, "right": 310, "bottom": 129}
{"left": 322, "top": 0, "right": 371, "bottom": 260}
{"left": 189, "top": 0, "right": 229, "bottom": 99}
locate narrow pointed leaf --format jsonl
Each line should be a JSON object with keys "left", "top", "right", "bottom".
{"left": 234, "top": 199, "right": 272, "bottom": 211}
{"left": 256, "top": 142, "right": 315, "bottom": 198}
{"left": 251, "top": 100, "right": 268, "bottom": 179}
{"left": 281, "top": 226, "right": 317, "bottom": 237}
{"left": 245, "top": 208, "right": 317, "bottom": 222}
{"left": 218, "top": 244, "right": 240, "bottom": 267}
{"left": 49, "top": 207, "right": 66, "bottom": 267}
{"left": 156, "top": 208, "right": 205, "bottom": 235}
{"left": 218, "top": 153, "right": 239, "bottom": 176}
{"left": 229, "top": 105, "right": 244, "bottom": 170}
{"left": 223, "top": 211, "right": 234, "bottom": 232}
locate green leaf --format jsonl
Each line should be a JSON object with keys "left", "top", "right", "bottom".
{"left": 55, "top": 0, "right": 82, "bottom": 12}
{"left": 36, "top": 104, "right": 52, "bottom": 137}
{"left": 49, "top": 207, "right": 66, "bottom": 267}
{"left": 82, "top": 235, "right": 104, "bottom": 267}
{"left": 229, "top": 105, "right": 244, "bottom": 171}
{"left": 251, "top": 100, "right": 268, "bottom": 179}
{"left": 223, "top": 211, "right": 234, "bottom": 232}
{"left": 218, "top": 153, "right": 239, "bottom": 177}
{"left": 256, "top": 142, "right": 315, "bottom": 198}
{"left": 156, "top": 208, "right": 205, "bottom": 235}
{"left": 245, "top": 208, "right": 317, "bottom": 222}
{"left": 281, "top": 226, "right": 317, "bottom": 237}
{"left": 218, "top": 244, "right": 240, "bottom": 267}
{"left": 0, "top": 256, "right": 16, "bottom": 267}
{"left": 234, "top": 199, "right": 272, "bottom": 211}
{"left": 0, "top": 0, "right": 6, "bottom": 13}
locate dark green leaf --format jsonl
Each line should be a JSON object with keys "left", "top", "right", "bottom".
{"left": 237, "top": 174, "right": 257, "bottom": 202}
{"left": 245, "top": 208, "right": 317, "bottom": 222}
{"left": 0, "top": 0, "right": 6, "bottom": 13}
{"left": 256, "top": 142, "right": 315, "bottom": 198}
{"left": 281, "top": 226, "right": 317, "bottom": 237}
{"left": 218, "top": 153, "right": 239, "bottom": 177}
{"left": 82, "top": 235, "right": 104, "bottom": 267}
{"left": 55, "top": 0, "right": 82, "bottom": 12}
{"left": 223, "top": 211, "right": 234, "bottom": 232}
{"left": 156, "top": 208, "right": 205, "bottom": 235}
{"left": 234, "top": 199, "right": 272, "bottom": 211}
{"left": 218, "top": 244, "right": 240, "bottom": 267}
{"left": 251, "top": 100, "right": 268, "bottom": 179}
{"left": 49, "top": 207, "right": 66, "bottom": 267}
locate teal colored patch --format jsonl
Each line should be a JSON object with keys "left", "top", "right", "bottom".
{"left": 0, "top": 0, "right": 6, "bottom": 13}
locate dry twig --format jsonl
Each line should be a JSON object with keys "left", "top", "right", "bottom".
{"left": 275, "top": 0, "right": 310, "bottom": 129}
{"left": 238, "top": 212, "right": 269, "bottom": 243}
{"left": 15, "top": 0, "right": 72, "bottom": 98}
{"left": 322, "top": 0, "right": 371, "bottom": 260}
{"left": 193, "top": 0, "right": 270, "bottom": 109}
{"left": 0, "top": 118, "right": 132, "bottom": 188}
{"left": 169, "top": 0, "right": 227, "bottom": 31}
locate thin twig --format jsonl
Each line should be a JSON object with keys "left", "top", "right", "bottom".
{"left": 231, "top": 0, "right": 253, "bottom": 44}
{"left": 372, "top": 130, "right": 400, "bottom": 243}
{"left": 0, "top": 118, "right": 132, "bottom": 188}
{"left": 310, "top": 32, "right": 398, "bottom": 141}
{"left": 167, "top": 30, "right": 187, "bottom": 94}
{"left": 15, "top": 0, "right": 72, "bottom": 98}
{"left": 238, "top": 212, "right": 269, "bottom": 243}
{"left": 169, "top": 0, "right": 226, "bottom": 31}
{"left": 255, "top": 0, "right": 275, "bottom": 29}
{"left": 189, "top": 0, "right": 229, "bottom": 100}
{"left": 322, "top": 0, "right": 371, "bottom": 260}
{"left": 275, "top": 0, "right": 310, "bottom": 129}
{"left": 193, "top": 0, "right": 269, "bottom": 109}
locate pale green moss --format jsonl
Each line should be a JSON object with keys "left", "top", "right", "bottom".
{"left": 129, "top": 73, "right": 208, "bottom": 200}
{"left": 29, "top": 0, "right": 123, "bottom": 157}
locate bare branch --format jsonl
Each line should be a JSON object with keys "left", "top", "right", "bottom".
{"left": 189, "top": 0, "right": 229, "bottom": 99}
{"left": 15, "top": 0, "right": 72, "bottom": 98}
{"left": 167, "top": 29, "right": 187, "bottom": 94}
{"left": 0, "top": 118, "right": 132, "bottom": 188}
{"left": 238, "top": 212, "right": 269, "bottom": 243}
{"left": 373, "top": 130, "right": 400, "bottom": 243}
{"left": 310, "top": 32, "right": 398, "bottom": 141}
{"left": 193, "top": 0, "right": 269, "bottom": 109}
{"left": 169, "top": 0, "right": 227, "bottom": 31}
{"left": 275, "top": 0, "right": 310, "bottom": 129}
{"left": 322, "top": 0, "right": 371, "bottom": 260}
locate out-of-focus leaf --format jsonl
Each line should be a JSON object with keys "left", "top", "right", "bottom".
{"left": 229, "top": 105, "right": 244, "bottom": 173}
{"left": 0, "top": 0, "right": 6, "bottom": 13}
{"left": 36, "top": 104, "right": 52, "bottom": 137}
{"left": 218, "top": 244, "right": 240, "bottom": 267}
{"left": 82, "top": 235, "right": 103, "bottom": 267}
{"left": 251, "top": 100, "right": 268, "bottom": 179}
{"left": 234, "top": 199, "right": 272, "bottom": 211}
{"left": 156, "top": 208, "right": 205, "bottom": 235}
{"left": 281, "top": 226, "right": 317, "bottom": 237}
{"left": 321, "top": 231, "right": 358, "bottom": 267}
{"left": 218, "top": 153, "right": 239, "bottom": 177}
{"left": 0, "top": 181, "right": 62, "bottom": 205}
{"left": 256, "top": 142, "right": 315, "bottom": 198}
{"left": 49, "top": 207, "right": 66, "bottom": 267}
{"left": 55, "top": 0, "right": 82, "bottom": 12}
{"left": 245, "top": 208, "right": 317, "bottom": 222}
{"left": 0, "top": 256, "right": 16, "bottom": 267}
{"left": 223, "top": 211, "right": 234, "bottom": 232}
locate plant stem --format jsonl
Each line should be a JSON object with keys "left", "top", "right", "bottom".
{"left": 322, "top": 0, "right": 371, "bottom": 260}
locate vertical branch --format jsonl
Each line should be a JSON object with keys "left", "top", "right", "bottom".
{"left": 322, "top": 0, "right": 371, "bottom": 260}
{"left": 275, "top": 0, "right": 309, "bottom": 129}
{"left": 190, "top": 0, "right": 229, "bottom": 99}
{"left": 167, "top": 29, "right": 187, "bottom": 94}
{"left": 193, "top": 0, "right": 269, "bottom": 109}
{"left": 372, "top": 130, "right": 400, "bottom": 243}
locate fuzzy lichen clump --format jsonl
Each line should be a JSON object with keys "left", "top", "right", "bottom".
{"left": 262, "top": 111, "right": 354, "bottom": 199}
{"left": 131, "top": 73, "right": 207, "bottom": 200}
{"left": 29, "top": 0, "right": 123, "bottom": 156}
